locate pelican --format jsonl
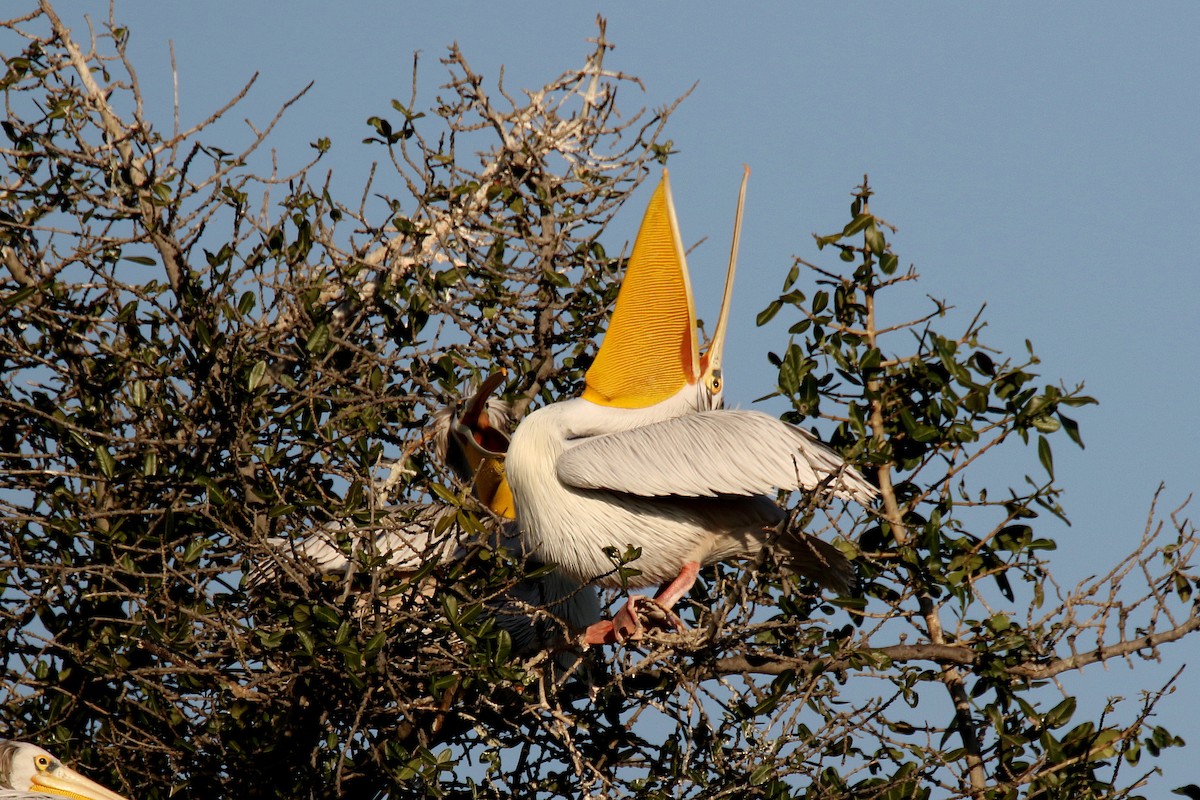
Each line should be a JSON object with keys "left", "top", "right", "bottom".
{"left": 0, "top": 740, "right": 128, "bottom": 800}
{"left": 251, "top": 375, "right": 599, "bottom": 654}
{"left": 506, "top": 168, "right": 877, "bottom": 643}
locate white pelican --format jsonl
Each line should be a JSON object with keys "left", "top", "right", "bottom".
{"left": 250, "top": 374, "right": 515, "bottom": 586}
{"left": 506, "top": 168, "right": 877, "bottom": 643}
{"left": 0, "top": 740, "right": 128, "bottom": 800}
{"left": 252, "top": 376, "right": 599, "bottom": 654}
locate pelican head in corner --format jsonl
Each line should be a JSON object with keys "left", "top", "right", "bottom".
{"left": 0, "top": 740, "right": 129, "bottom": 800}
{"left": 506, "top": 168, "right": 877, "bottom": 644}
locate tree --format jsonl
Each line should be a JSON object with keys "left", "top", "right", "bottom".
{"left": 1, "top": 4, "right": 1195, "bottom": 798}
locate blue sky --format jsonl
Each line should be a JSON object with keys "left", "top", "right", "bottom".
{"left": 34, "top": 2, "right": 1200, "bottom": 791}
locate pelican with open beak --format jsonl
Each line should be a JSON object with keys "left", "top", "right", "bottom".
{"left": 0, "top": 740, "right": 129, "bottom": 800}
{"left": 505, "top": 168, "right": 877, "bottom": 644}
{"left": 251, "top": 375, "right": 599, "bottom": 655}
{"left": 432, "top": 371, "right": 516, "bottom": 520}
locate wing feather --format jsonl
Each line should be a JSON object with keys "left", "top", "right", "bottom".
{"left": 557, "top": 410, "right": 875, "bottom": 503}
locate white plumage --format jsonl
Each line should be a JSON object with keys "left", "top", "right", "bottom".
{"left": 0, "top": 741, "right": 128, "bottom": 800}
{"left": 506, "top": 169, "right": 876, "bottom": 642}
{"left": 509, "top": 398, "right": 868, "bottom": 592}
{"left": 558, "top": 409, "right": 876, "bottom": 502}
{"left": 250, "top": 378, "right": 600, "bottom": 653}
{"left": 255, "top": 510, "right": 598, "bottom": 654}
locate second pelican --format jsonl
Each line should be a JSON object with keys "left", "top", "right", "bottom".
{"left": 506, "top": 168, "right": 876, "bottom": 643}
{"left": 0, "top": 740, "right": 128, "bottom": 800}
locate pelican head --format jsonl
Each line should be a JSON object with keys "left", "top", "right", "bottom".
{"left": 0, "top": 740, "right": 129, "bottom": 800}
{"left": 582, "top": 167, "right": 749, "bottom": 416}
{"left": 431, "top": 372, "right": 516, "bottom": 519}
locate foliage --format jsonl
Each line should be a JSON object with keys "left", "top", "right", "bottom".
{"left": 1, "top": 4, "right": 1196, "bottom": 799}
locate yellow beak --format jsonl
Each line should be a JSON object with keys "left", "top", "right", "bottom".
{"left": 474, "top": 459, "right": 516, "bottom": 520}
{"left": 445, "top": 372, "right": 516, "bottom": 520}
{"left": 447, "top": 371, "right": 510, "bottom": 469}
{"left": 697, "top": 165, "right": 748, "bottom": 387}
{"left": 32, "top": 763, "right": 130, "bottom": 800}
{"left": 583, "top": 167, "right": 749, "bottom": 409}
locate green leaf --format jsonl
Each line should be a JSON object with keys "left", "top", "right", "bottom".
{"left": 842, "top": 212, "right": 873, "bottom": 237}
{"left": 123, "top": 255, "right": 157, "bottom": 266}
{"left": 756, "top": 299, "right": 782, "bottom": 327}
{"left": 247, "top": 359, "right": 268, "bottom": 391}
{"left": 1037, "top": 435, "right": 1054, "bottom": 478}
{"left": 195, "top": 475, "right": 227, "bottom": 505}
{"left": 237, "top": 290, "right": 256, "bottom": 315}
{"left": 181, "top": 538, "right": 210, "bottom": 564}
{"left": 95, "top": 445, "right": 115, "bottom": 479}
{"left": 313, "top": 605, "right": 340, "bottom": 627}
{"left": 749, "top": 764, "right": 773, "bottom": 786}
{"left": 1032, "top": 415, "right": 1060, "bottom": 433}
{"left": 306, "top": 323, "right": 330, "bottom": 354}
{"left": 1060, "top": 413, "right": 1085, "bottom": 448}
{"left": 494, "top": 629, "right": 512, "bottom": 664}
{"left": 364, "top": 630, "right": 388, "bottom": 658}
{"left": 1060, "top": 394, "right": 1099, "bottom": 408}
{"left": 864, "top": 224, "right": 885, "bottom": 255}
{"left": 1045, "top": 696, "right": 1076, "bottom": 728}
{"left": 782, "top": 262, "right": 800, "bottom": 291}
{"left": 1, "top": 285, "right": 37, "bottom": 307}
{"left": 778, "top": 343, "right": 808, "bottom": 397}
{"left": 995, "top": 525, "right": 1033, "bottom": 552}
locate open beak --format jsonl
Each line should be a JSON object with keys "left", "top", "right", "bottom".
{"left": 696, "top": 165, "right": 749, "bottom": 388}
{"left": 583, "top": 167, "right": 749, "bottom": 409}
{"left": 445, "top": 372, "right": 516, "bottom": 520}
{"left": 32, "top": 762, "right": 130, "bottom": 800}
{"left": 449, "top": 371, "right": 510, "bottom": 463}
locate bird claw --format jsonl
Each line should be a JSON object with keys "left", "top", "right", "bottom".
{"left": 582, "top": 594, "right": 687, "bottom": 645}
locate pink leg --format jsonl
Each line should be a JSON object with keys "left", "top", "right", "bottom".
{"left": 652, "top": 560, "right": 700, "bottom": 608}
{"left": 582, "top": 561, "right": 701, "bottom": 645}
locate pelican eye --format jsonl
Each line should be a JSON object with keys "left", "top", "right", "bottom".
{"left": 709, "top": 371, "right": 722, "bottom": 393}
{"left": 35, "top": 754, "right": 51, "bottom": 770}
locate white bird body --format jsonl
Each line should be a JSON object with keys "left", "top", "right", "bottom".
{"left": 506, "top": 169, "right": 876, "bottom": 642}
{"left": 509, "top": 392, "right": 872, "bottom": 592}
{"left": 0, "top": 741, "right": 128, "bottom": 800}
{"left": 510, "top": 400, "right": 788, "bottom": 587}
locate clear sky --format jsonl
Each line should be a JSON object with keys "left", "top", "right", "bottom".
{"left": 31, "top": 2, "right": 1200, "bottom": 792}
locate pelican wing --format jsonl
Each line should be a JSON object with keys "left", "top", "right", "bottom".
{"left": 558, "top": 410, "right": 876, "bottom": 503}
{"left": 247, "top": 504, "right": 463, "bottom": 587}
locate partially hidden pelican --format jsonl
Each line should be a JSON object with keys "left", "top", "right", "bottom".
{"left": 252, "top": 374, "right": 599, "bottom": 655}
{"left": 0, "top": 740, "right": 128, "bottom": 800}
{"left": 506, "top": 168, "right": 877, "bottom": 644}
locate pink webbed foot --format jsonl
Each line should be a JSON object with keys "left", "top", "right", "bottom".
{"left": 582, "top": 562, "right": 703, "bottom": 646}
{"left": 582, "top": 594, "right": 688, "bottom": 645}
